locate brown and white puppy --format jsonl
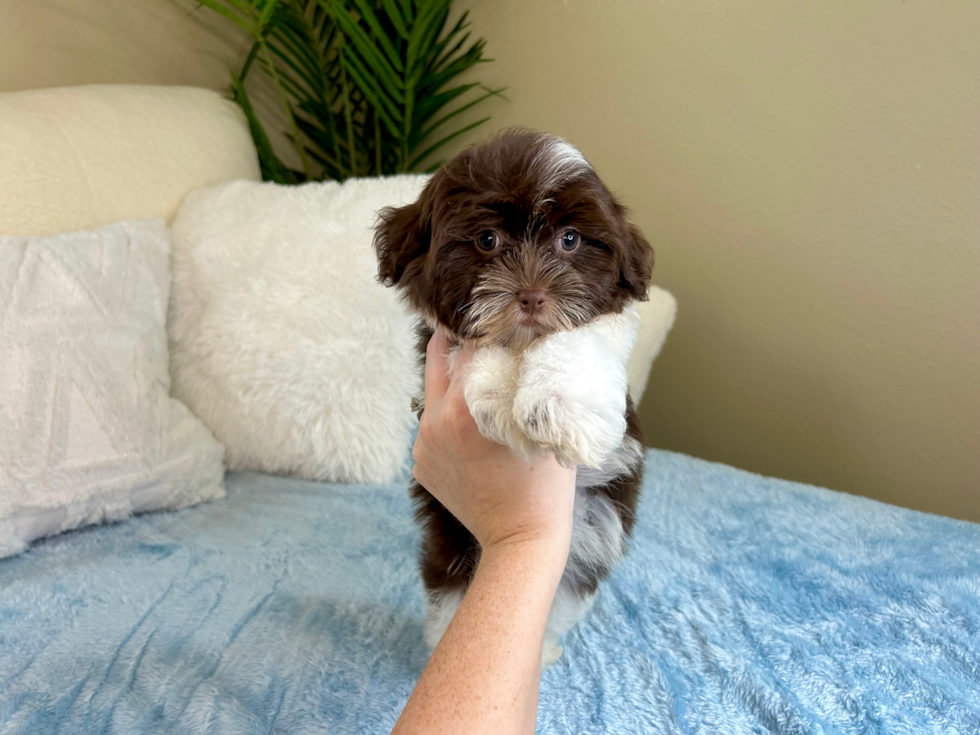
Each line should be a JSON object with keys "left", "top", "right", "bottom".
{"left": 374, "top": 129, "right": 653, "bottom": 665}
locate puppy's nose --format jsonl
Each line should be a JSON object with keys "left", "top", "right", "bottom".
{"left": 517, "top": 289, "right": 548, "bottom": 315}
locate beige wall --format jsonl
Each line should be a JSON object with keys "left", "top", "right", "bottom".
{"left": 0, "top": 0, "right": 301, "bottom": 168}
{"left": 2, "top": 0, "right": 978, "bottom": 520}
{"left": 449, "top": 0, "right": 980, "bottom": 521}
{"left": 0, "top": 0, "right": 244, "bottom": 92}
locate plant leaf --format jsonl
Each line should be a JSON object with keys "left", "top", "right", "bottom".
{"left": 207, "top": 0, "right": 499, "bottom": 180}
{"left": 352, "top": 0, "right": 405, "bottom": 72}
{"left": 197, "top": 0, "right": 255, "bottom": 35}
{"left": 340, "top": 49, "right": 403, "bottom": 138}
{"left": 329, "top": 3, "right": 405, "bottom": 96}
{"left": 257, "top": 0, "right": 280, "bottom": 30}
{"left": 420, "top": 41, "right": 485, "bottom": 97}
{"left": 406, "top": 0, "right": 448, "bottom": 74}
{"left": 409, "top": 115, "right": 490, "bottom": 170}
{"left": 413, "top": 86, "right": 504, "bottom": 147}
{"left": 341, "top": 46, "right": 404, "bottom": 129}
{"left": 231, "top": 72, "right": 300, "bottom": 183}
{"left": 413, "top": 81, "right": 480, "bottom": 122}
{"left": 381, "top": 0, "right": 409, "bottom": 38}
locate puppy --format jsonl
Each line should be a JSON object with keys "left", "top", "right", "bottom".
{"left": 374, "top": 129, "right": 653, "bottom": 665}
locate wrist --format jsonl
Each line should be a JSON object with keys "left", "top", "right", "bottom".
{"left": 479, "top": 534, "right": 570, "bottom": 586}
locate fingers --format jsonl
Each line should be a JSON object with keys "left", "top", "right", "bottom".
{"left": 423, "top": 328, "right": 452, "bottom": 402}
{"left": 442, "top": 342, "right": 481, "bottom": 440}
{"left": 443, "top": 340, "right": 476, "bottom": 407}
{"left": 451, "top": 341, "right": 477, "bottom": 376}
{"left": 423, "top": 331, "right": 479, "bottom": 440}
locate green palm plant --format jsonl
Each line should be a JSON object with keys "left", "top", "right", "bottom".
{"left": 198, "top": 0, "right": 503, "bottom": 183}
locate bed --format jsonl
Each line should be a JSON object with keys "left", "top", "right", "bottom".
{"left": 2, "top": 449, "right": 979, "bottom": 733}
{"left": 2, "top": 85, "right": 978, "bottom": 734}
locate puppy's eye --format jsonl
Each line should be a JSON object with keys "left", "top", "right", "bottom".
{"left": 558, "top": 229, "right": 581, "bottom": 253}
{"left": 475, "top": 230, "right": 500, "bottom": 252}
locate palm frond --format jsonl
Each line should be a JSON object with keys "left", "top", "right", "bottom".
{"left": 201, "top": 0, "right": 500, "bottom": 181}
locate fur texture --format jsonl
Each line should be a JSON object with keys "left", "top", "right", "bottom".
{"left": 168, "top": 177, "right": 428, "bottom": 484}
{"left": 374, "top": 130, "right": 654, "bottom": 663}
{"left": 2, "top": 455, "right": 978, "bottom": 733}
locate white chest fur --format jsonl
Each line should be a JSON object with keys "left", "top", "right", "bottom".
{"left": 453, "top": 307, "right": 642, "bottom": 470}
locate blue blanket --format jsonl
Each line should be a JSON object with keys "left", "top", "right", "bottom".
{"left": 2, "top": 450, "right": 979, "bottom": 733}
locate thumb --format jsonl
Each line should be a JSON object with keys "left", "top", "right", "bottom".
{"left": 444, "top": 340, "right": 476, "bottom": 403}
{"left": 449, "top": 341, "right": 477, "bottom": 381}
{"left": 423, "top": 328, "right": 452, "bottom": 403}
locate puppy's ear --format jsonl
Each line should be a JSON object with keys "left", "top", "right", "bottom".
{"left": 374, "top": 194, "right": 432, "bottom": 287}
{"left": 617, "top": 224, "right": 655, "bottom": 301}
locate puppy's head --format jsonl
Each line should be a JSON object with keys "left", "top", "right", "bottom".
{"left": 374, "top": 130, "right": 653, "bottom": 349}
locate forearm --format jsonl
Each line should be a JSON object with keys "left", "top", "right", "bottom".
{"left": 393, "top": 540, "right": 568, "bottom": 735}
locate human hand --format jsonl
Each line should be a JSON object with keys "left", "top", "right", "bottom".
{"left": 411, "top": 329, "right": 577, "bottom": 561}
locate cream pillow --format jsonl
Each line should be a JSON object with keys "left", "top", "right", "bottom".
{"left": 0, "top": 220, "right": 225, "bottom": 558}
{"left": 0, "top": 85, "right": 260, "bottom": 236}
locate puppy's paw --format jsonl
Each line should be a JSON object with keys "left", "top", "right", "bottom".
{"left": 513, "top": 389, "right": 624, "bottom": 468}
{"left": 461, "top": 345, "right": 533, "bottom": 456}
{"left": 467, "top": 389, "right": 518, "bottom": 448}
{"left": 512, "top": 392, "right": 563, "bottom": 458}
{"left": 514, "top": 314, "right": 636, "bottom": 467}
{"left": 542, "top": 634, "right": 564, "bottom": 669}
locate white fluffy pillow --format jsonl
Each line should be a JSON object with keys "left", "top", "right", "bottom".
{"left": 168, "top": 178, "right": 425, "bottom": 484}
{"left": 0, "top": 220, "right": 225, "bottom": 558}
